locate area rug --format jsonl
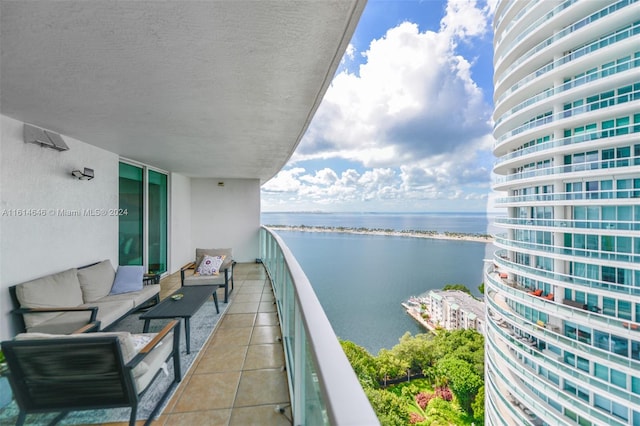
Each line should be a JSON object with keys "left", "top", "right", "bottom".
{"left": 0, "top": 297, "right": 228, "bottom": 426}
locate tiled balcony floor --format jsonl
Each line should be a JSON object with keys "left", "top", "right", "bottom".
{"left": 108, "top": 262, "right": 292, "bottom": 426}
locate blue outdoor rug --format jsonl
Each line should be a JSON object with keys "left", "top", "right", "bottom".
{"left": 0, "top": 297, "right": 228, "bottom": 425}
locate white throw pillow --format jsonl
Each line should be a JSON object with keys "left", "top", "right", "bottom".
{"left": 197, "top": 255, "right": 225, "bottom": 276}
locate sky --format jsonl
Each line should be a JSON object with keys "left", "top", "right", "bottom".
{"left": 261, "top": 0, "right": 499, "bottom": 213}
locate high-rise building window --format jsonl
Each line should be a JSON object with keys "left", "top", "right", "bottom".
{"left": 487, "top": 1, "right": 640, "bottom": 424}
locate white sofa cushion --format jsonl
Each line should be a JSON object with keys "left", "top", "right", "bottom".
{"left": 100, "top": 284, "right": 160, "bottom": 307}
{"left": 15, "top": 268, "right": 84, "bottom": 329}
{"left": 184, "top": 271, "right": 227, "bottom": 286}
{"left": 82, "top": 299, "right": 135, "bottom": 328}
{"left": 77, "top": 260, "right": 116, "bottom": 302}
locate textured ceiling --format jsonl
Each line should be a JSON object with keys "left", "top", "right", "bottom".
{"left": 0, "top": 1, "right": 365, "bottom": 182}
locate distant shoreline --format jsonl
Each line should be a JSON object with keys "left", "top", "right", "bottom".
{"left": 265, "top": 224, "right": 493, "bottom": 243}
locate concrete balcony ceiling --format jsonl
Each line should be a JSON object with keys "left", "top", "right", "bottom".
{"left": 0, "top": 1, "right": 365, "bottom": 182}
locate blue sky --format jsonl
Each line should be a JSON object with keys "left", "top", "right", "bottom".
{"left": 261, "top": 0, "right": 498, "bottom": 213}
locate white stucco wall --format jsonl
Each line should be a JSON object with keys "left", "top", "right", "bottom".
{"left": 170, "top": 172, "right": 192, "bottom": 273}
{"left": 0, "top": 114, "right": 119, "bottom": 339}
{"left": 191, "top": 178, "right": 260, "bottom": 263}
{"left": 0, "top": 115, "right": 263, "bottom": 339}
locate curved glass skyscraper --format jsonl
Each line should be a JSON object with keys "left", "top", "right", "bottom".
{"left": 486, "top": 1, "right": 640, "bottom": 425}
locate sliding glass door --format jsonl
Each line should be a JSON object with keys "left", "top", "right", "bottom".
{"left": 118, "top": 162, "right": 168, "bottom": 275}
{"left": 148, "top": 170, "right": 167, "bottom": 274}
{"left": 119, "top": 163, "right": 144, "bottom": 266}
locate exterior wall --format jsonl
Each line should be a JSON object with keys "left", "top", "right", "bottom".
{"left": 0, "top": 114, "right": 119, "bottom": 339}
{"left": 190, "top": 178, "right": 260, "bottom": 263}
{"left": 487, "top": 1, "right": 640, "bottom": 425}
{"left": 169, "top": 172, "right": 192, "bottom": 273}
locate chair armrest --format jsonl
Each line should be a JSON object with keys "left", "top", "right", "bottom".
{"left": 12, "top": 306, "right": 99, "bottom": 323}
{"left": 71, "top": 322, "right": 101, "bottom": 334}
{"left": 180, "top": 262, "right": 196, "bottom": 286}
{"left": 180, "top": 262, "right": 196, "bottom": 271}
{"left": 128, "top": 319, "right": 180, "bottom": 367}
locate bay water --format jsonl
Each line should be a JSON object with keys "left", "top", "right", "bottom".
{"left": 261, "top": 212, "right": 496, "bottom": 354}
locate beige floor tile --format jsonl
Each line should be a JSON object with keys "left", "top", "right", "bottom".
{"left": 240, "top": 279, "right": 267, "bottom": 287}
{"left": 172, "top": 372, "right": 241, "bottom": 412}
{"left": 218, "top": 313, "right": 256, "bottom": 329}
{"left": 258, "top": 302, "right": 277, "bottom": 313}
{"left": 236, "top": 286, "right": 264, "bottom": 294}
{"left": 232, "top": 293, "right": 263, "bottom": 303}
{"left": 163, "top": 409, "right": 231, "bottom": 426}
{"left": 250, "top": 326, "right": 281, "bottom": 345}
{"left": 260, "top": 293, "right": 275, "bottom": 303}
{"left": 243, "top": 344, "right": 285, "bottom": 370}
{"left": 208, "top": 326, "right": 253, "bottom": 347}
{"left": 234, "top": 370, "right": 289, "bottom": 407}
{"left": 227, "top": 301, "right": 261, "bottom": 314}
{"left": 228, "top": 405, "right": 292, "bottom": 426}
{"left": 124, "top": 265, "right": 292, "bottom": 426}
{"left": 196, "top": 344, "right": 248, "bottom": 373}
{"left": 255, "top": 312, "right": 278, "bottom": 326}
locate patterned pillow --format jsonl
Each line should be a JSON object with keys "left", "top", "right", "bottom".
{"left": 197, "top": 255, "right": 225, "bottom": 276}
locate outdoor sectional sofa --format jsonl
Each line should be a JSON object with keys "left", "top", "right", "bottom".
{"left": 9, "top": 260, "right": 160, "bottom": 334}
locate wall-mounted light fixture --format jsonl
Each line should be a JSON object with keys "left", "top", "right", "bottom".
{"left": 24, "top": 123, "right": 69, "bottom": 151}
{"left": 72, "top": 168, "right": 94, "bottom": 180}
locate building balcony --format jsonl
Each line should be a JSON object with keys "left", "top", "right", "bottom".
{"left": 0, "top": 228, "right": 378, "bottom": 425}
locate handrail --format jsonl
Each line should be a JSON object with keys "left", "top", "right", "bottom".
{"left": 260, "top": 226, "right": 379, "bottom": 426}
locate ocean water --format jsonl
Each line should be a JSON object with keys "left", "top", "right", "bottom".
{"left": 261, "top": 212, "right": 495, "bottom": 354}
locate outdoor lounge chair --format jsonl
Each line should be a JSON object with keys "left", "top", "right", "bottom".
{"left": 180, "top": 248, "right": 235, "bottom": 303}
{"left": 1, "top": 320, "right": 181, "bottom": 426}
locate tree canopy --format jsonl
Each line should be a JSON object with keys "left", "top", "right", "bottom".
{"left": 340, "top": 329, "right": 485, "bottom": 425}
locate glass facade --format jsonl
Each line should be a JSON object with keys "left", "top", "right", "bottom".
{"left": 487, "top": 1, "right": 640, "bottom": 425}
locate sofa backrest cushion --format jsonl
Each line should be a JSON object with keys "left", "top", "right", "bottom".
{"left": 15, "top": 268, "right": 84, "bottom": 329}
{"left": 77, "top": 260, "right": 116, "bottom": 302}
{"left": 14, "top": 331, "right": 149, "bottom": 378}
{"left": 195, "top": 248, "right": 233, "bottom": 270}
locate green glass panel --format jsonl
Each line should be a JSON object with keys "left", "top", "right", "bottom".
{"left": 148, "top": 170, "right": 168, "bottom": 275}
{"left": 119, "top": 163, "right": 143, "bottom": 266}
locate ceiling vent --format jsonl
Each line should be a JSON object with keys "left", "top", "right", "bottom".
{"left": 24, "top": 123, "right": 69, "bottom": 151}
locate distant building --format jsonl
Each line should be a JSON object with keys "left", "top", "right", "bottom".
{"left": 427, "top": 290, "right": 485, "bottom": 334}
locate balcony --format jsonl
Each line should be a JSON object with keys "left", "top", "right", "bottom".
{"left": 56, "top": 227, "right": 377, "bottom": 426}
{"left": 141, "top": 227, "right": 377, "bottom": 425}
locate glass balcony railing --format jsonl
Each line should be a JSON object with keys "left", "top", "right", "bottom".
{"left": 259, "top": 226, "right": 379, "bottom": 426}
{"left": 494, "top": 216, "right": 640, "bottom": 231}
{"left": 494, "top": 20, "right": 640, "bottom": 114}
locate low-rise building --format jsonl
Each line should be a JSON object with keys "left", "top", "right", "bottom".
{"left": 427, "top": 290, "right": 485, "bottom": 334}
{"left": 404, "top": 290, "right": 485, "bottom": 334}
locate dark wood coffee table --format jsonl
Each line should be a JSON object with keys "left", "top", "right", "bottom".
{"left": 140, "top": 285, "right": 219, "bottom": 354}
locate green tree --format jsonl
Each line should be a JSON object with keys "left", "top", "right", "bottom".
{"left": 389, "top": 332, "right": 436, "bottom": 375}
{"left": 442, "top": 284, "right": 472, "bottom": 294}
{"left": 424, "top": 397, "right": 464, "bottom": 425}
{"left": 432, "top": 329, "right": 484, "bottom": 376}
{"left": 340, "top": 340, "right": 379, "bottom": 389}
{"left": 377, "top": 349, "right": 410, "bottom": 384}
{"left": 364, "top": 387, "right": 409, "bottom": 426}
{"left": 478, "top": 282, "right": 485, "bottom": 294}
{"left": 436, "top": 357, "right": 483, "bottom": 415}
{"left": 471, "top": 385, "right": 485, "bottom": 425}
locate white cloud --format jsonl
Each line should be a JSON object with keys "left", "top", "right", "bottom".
{"left": 261, "top": 168, "right": 305, "bottom": 193}
{"left": 440, "top": 0, "right": 491, "bottom": 40}
{"left": 263, "top": 0, "right": 495, "bottom": 212}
